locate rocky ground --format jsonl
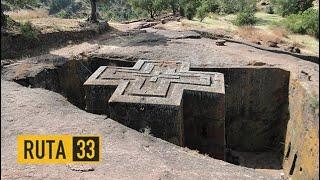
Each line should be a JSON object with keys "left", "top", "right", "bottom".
{"left": 1, "top": 20, "right": 319, "bottom": 179}
{"left": 1, "top": 79, "right": 276, "bottom": 180}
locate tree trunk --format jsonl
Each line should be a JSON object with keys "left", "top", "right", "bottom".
{"left": 1, "top": 7, "right": 6, "bottom": 27}
{"left": 150, "top": 10, "right": 154, "bottom": 19}
{"left": 89, "top": 0, "right": 98, "bottom": 23}
{"left": 171, "top": 3, "right": 176, "bottom": 15}
{"left": 179, "top": 6, "right": 184, "bottom": 16}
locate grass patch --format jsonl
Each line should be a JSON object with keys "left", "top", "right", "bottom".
{"left": 183, "top": 13, "right": 237, "bottom": 31}
{"left": 6, "top": 9, "right": 49, "bottom": 22}
{"left": 20, "top": 21, "right": 39, "bottom": 40}
{"left": 255, "top": 12, "right": 284, "bottom": 30}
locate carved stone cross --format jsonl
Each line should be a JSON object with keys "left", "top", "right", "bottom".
{"left": 84, "top": 60, "right": 226, "bottom": 160}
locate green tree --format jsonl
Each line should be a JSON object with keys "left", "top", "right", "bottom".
{"left": 99, "top": 0, "right": 141, "bottom": 21}
{"left": 196, "top": 1, "right": 209, "bottom": 22}
{"left": 234, "top": 0, "right": 257, "bottom": 26}
{"left": 271, "top": 0, "right": 314, "bottom": 16}
{"left": 219, "top": 0, "right": 256, "bottom": 14}
{"left": 129, "top": 0, "right": 165, "bottom": 18}
{"left": 282, "top": 8, "right": 319, "bottom": 38}
{"left": 234, "top": 9, "right": 257, "bottom": 26}
{"left": 20, "top": 21, "right": 39, "bottom": 40}
{"left": 179, "top": 0, "right": 201, "bottom": 20}
{"left": 218, "top": 0, "right": 239, "bottom": 13}
{"left": 206, "top": 0, "right": 219, "bottom": 13}
{"left": 169, "top": 0, "right": 179, "bottom": 15}
{"left": 195, "top": 0, "right": 218, "bottom": 22}
{"left": 1, "top": 5, "right": 7, "bottom": 27}
{"left": 49, "top": 0, "right": 73, "bottom": 14}
{"left": 6, "top": 0, "right": 40, "bottom": 9}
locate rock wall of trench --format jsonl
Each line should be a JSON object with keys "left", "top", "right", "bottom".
{"left": 14, "top": 59, "right": 90, "bottom": 109}
{"left": 191, "top": 67, "right": 290, "bottom": 154}
{"left": 1, "top": 23, "right": 109, "bottom": 59}
{"left": 13, "top": 56, "right": 135, "bottom": 110}
{"left": 283, "top": 79, "right": 319, "bottom": 179}
{"left": 193, "top": 67, "right": 319, "bottom": 178}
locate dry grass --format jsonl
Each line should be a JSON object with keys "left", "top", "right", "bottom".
{"left": 180, "top": 14, "right": 237, "bottom": 31}
{"left": 29, "top": 18, "right": 85, "bottom": 33}
{"left": 6, "top": 9, "right": 49, "bottom": 22}
{"left": 237, "top": 26, "right": 285, "bottom": 44}
{"left": 288, "top": 34, "right": 319, "bottom": 55}
{"left": 290, "top": 41, "right": 305, "bottom": 48}
{"left": 14, "top": 63, "right": 31, "bottom": 78}
{"left": 270, "top": 27, "right": 289, "bottom": 39}
{"left": 236, "top": 26, "right": 320, "bottom": 55}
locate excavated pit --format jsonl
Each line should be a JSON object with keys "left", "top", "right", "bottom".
{"left": 192, "top": 67, "right": 290, "bottom": 169}
{"left": 14, "top": 57, "right": 290, "bottom": 171}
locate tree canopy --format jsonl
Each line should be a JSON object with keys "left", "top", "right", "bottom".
{"left": 129, "top": 0, "right": 165, "bottom": 18}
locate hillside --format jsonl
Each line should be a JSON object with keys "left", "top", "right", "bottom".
{"left": 2, "top": 0, "right": 319, "bottom": 57}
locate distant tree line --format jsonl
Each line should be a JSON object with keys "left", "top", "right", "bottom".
{"left": 1, "top": 0, "right": 318, "bottom": 38}
{"left": 2, "top": 0, "right": 316, "bottom": 20}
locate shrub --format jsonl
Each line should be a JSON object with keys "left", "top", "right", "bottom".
{"left": 2, "top": 10, "right": 20, "bottom": 29}
{"left": 234, "top": 9, "right": 257, "bottom": 26}
{"left": 69, "top": 1, "right": 82, "bottom": 12}
{"left": 20, "top": 22, "right": 38, "bottom": 40}
{"left": 56, "top": 10, "right": 69, "bottom": 19}
{"left": 1, "top": 9, "right": 7, "bottom": 27}
{"left": 100, "top": 2, "right": 141, "bottom": 21}
{"left": 179, "top": 0, "right": 202, "bottom": 19}
{"left": 196, "top": 2, "right": 209, "bottom": 21}
{"left": 206, "top": 0, "right": 219, "bottom": 13}
{"left": 166, "top": 0, "right": 179, "bottom": 14}
{"left": 129, "top": 0, "right": 165, "bottom": 19}
{"left": 271, "top": 0, "right": 314, "bottom": 16}
{"left": 282, "top": 8, "right": 319, "bottom": 38}
{"left": 265, "top": 5, "right": 274, "bottom": 14}
{"left": 49, "top": 0, "right": 73, "bottom": 14}
{"left": 185, "top": 2, "right": 197, "bottom": 20}
{"left": 104, "top": 9, "right": 141, "bottom": 21}
{"left": 219, "top": 0, "right": 257, "bottom": 14}
{"left": 195, "top": 0, "right": 219, "bottom": 21}
{"left": 302, "top": 8, "right": 319, "bottom": 38}
{"left": 179, "top": 5, "right": 185, "bottom": 16}
{"left": 6, "top": 0, "right": 40, "bottom": 9}
{"left": 283, "top": 14, "right": 305, "bottom": 33}
{"left": 218, "top": 0, "right": 238, "bottom": 14}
